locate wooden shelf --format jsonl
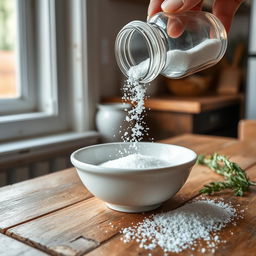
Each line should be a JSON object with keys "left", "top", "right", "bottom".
{"left": 103, "top": 93, "right": 244, "bottom": 139}
{"left": 103, "top": 94, "right": 244, "bottom": 114}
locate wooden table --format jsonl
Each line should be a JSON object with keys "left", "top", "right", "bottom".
{"left": 1, "top": 134, "right": 256, "bottom": 256}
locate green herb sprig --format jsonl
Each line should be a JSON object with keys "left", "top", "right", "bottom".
{"left": 197, "top": 153, "right": 256, "bottom": 196}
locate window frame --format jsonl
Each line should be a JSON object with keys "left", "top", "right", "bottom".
{"left": 0, "top": 0, "right": 91, "bottom": 141}
{"left": 0, "top": 0, "right": 99, "bottom": 142}
{"left": 0, "top": 0, "right": 36, "bottom": 114}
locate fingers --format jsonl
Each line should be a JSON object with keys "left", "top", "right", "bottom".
{"left": 161, "top": 0, "right": 202, "bottom": 13}
{"left": 148, "top": 0, "right": 164, "bottom": 17}
{"left": 213, "top": 0, "right": 245, "bottom": 32}
{"left": 167, "top": 17, "right": 185, "bottom": 38}
{"left": 148, "top": 0, "right": 203, "bottom": 38}
{"left": 148, "top": 0, "right": 203, "bottom": 18}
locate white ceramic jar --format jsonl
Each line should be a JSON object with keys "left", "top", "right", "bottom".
{"left": 96, "top": 103, "right": 132, "bottom": 142}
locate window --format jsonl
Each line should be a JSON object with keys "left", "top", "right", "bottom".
{"left": 0, "top": 0, "right": 17, "bottom": 99}
{"left": 0, "top": 0, "right": 96, "bottom": 141}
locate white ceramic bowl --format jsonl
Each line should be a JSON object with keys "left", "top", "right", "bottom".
{"left": 71, "top": 142, "right": 197, "bottom": 213}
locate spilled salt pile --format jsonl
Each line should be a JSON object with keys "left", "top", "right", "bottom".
{"left": 121, "top": 199, "right": 237, "bottom": 253}
{"left": 100, "top": 154, "right": 171, "bottom": 169}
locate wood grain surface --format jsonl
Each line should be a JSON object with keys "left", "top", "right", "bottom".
{"left": 86, "top": 165, "right": 256, "bottom": 256}
{"left": 0, "top": 233, "right": 48, "bottom": 256}
{"left": 1, "top": 134, "right": 256, "bottom": 256}
{"left": 0, "top": 168, "right": 92, "bottom": 231}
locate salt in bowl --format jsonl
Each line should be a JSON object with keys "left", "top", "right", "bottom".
{"left": 70, "top": 142, "right": 197, "bottom": 213}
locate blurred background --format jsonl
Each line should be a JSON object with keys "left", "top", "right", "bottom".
{"left": 0, "top": 0, "right": 255, "bottom": 186}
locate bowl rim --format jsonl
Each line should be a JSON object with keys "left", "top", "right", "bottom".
{"left": 70, "top": 142, "right": 197, "bottom": 174}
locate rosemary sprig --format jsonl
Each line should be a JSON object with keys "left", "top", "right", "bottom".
{"left": 197, "top": 153, "right": 256, "bottom": 196}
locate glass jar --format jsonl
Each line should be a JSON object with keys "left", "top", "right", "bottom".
{"left": 115, "top": 11, "right": 227, "bottom": 83}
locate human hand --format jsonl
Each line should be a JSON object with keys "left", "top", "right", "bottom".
{"left": 148, "top": 0, "right": 245, "bottom": 34}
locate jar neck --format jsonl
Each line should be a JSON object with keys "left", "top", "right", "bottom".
{"left": 115, "top": 21, "right": 167, "bottom": 83}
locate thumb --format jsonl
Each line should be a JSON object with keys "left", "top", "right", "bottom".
{"left": 161, "top": 0, "right": 202, "bottom": 13}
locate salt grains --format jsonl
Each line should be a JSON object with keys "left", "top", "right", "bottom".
{"left": 121, "top": 199, "right": 238, "bottom": 253}
{"left": 121, "top": 46, "right": 151, "bottom": 143}
{"left": 100, "top": 154, "right": 171, "bottom": 169}
{"left": 122, "top": 77, "right": 148, "bottom": 143}
{"left": 163, "top": 39, "right": 222, "bottom": 77}
{"left": 126, "top": 39, "right": 222, "bottom": 80}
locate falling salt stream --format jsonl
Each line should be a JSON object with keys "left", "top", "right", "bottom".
{"left": 116, "top": 39, "right": 222, "bottom": 157}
